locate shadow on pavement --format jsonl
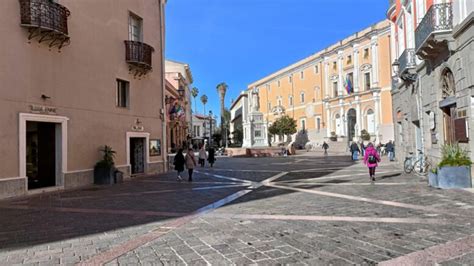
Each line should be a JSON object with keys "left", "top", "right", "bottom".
{"left": 0, "top": 155, "right": 355, "bottom": 251}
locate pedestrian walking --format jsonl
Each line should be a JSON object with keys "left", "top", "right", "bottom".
{"left": 322, "top": 141, "right": 329, "bottom": 155}
{"left": 208, "top": 147, "right": 216, "bottom": 167}
{"left": 185, "top": 147, "right": 197, "bottom": 182}
{"left": 198, "top": 145, "right": 207, "bottom": 167}
{"left": 173, "top": 149, "right": 185, "bottom": 181}
{"left": 360, "top": 142, "right": 366, "bottom": 156}
{"left": 385, "top": 140, "right": 395, "bottom": 161}
{"left": 363, "top": 143, "right": 381, "bottom": 181}
{"left": 350, "top": 141, "right": 361, "bottom": 161}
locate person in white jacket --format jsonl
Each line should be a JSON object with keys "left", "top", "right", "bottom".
{"left": 198, "top": 145, "right": 207, "bottom": 167}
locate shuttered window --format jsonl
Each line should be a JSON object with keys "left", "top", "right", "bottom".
{"left": 454, "top": 118, "right": 468, "bottom": 143}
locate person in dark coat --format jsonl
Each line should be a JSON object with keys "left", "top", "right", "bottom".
{"left": 322, "top": 142, "right": 329, "bottom": 155}
{"left": 385, "top": 140, "right": 395, "bottom": 161}
{"left": 350, "top": 141, "right": 361, "bottom": 161}
{"left": 173, "top": 149, "right": 185, "bottom": 181}
{"left": 208, "top": 147, "right": 216, "bottom": 167}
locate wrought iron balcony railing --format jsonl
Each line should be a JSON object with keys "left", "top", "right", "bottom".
{"left": 398, "top": 48, "right": 416, "bottom": 75}
{"left": 124, "top": 40, "right": 154, "bottom": 76}
{"left": 19, "top": 0, "right": 70, "bottom": 48}
{"left": 415, "top": 3, "right": 453, "bottom": 55}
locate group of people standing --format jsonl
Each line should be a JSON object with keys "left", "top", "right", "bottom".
{"left": 173, "top": 145, "right": 216, "bottom": 182}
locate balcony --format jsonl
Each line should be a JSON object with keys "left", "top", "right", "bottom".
{"left": 415, "top": 3, "right": 453, "bottom": 60}
{"left": 124, "top": 40, "right": 154, "bottom": 77}
{"left": 399, "top": 48, "right": 416, "bottom": 75}
{"left": 19, "top": 0, "right": 70, "bottom": 49}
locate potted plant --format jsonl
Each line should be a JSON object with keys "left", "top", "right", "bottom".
{"left": 360, "top": 129, "right": 371, "bottom": 142}
{"left": 329, "top": 131, "right": 338, "bottom": 142}
{"left": 428, "top": 168, "right": 438, "bottom": 188}
{"left": 94, "top": 145, "right": 117, "bottom": 185}
{"left": 437, "top": 143, "right": 472, "bottom": 189}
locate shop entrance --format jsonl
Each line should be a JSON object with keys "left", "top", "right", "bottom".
{"left": 26, "top": 121, "right": 57, "bottom": 189}
{"left": 130, "top": 137, "right": 145, "bottom": 175}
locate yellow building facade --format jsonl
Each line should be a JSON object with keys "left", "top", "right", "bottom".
{"left": 248, "top": 20, "right": 394, "bottom": 146}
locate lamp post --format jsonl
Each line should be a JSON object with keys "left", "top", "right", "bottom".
{"left": 209, "top": 110, "right": 213, "bottom": 146}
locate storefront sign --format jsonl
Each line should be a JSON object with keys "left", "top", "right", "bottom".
{"left": 30, "top": 105, "right": 57, "bottom": 115}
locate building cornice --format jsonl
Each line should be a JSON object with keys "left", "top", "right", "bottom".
{"left": 248, "top": 21, "right": 391, "bottom": 89}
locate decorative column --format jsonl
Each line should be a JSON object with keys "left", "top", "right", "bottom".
{"left": 374, "top": 91, "right": 381, "bottom": 143}
{"left": 337, "top": 51, "right": 344, "bottom": 96}
{"left": 340, "top": 101, "right": 345, "bottom": 137}
{"left": 324, "top": 57, "right": 329, "bottom": 97}
{"left": 371, "top": 36, "right": 379, "bottom": 87}
{"left": 353, "top": 44, "right": 360, "bottom": 92}
{"left": 325, "top": 102, "right": 331, "bottom": 137}
{"left": 355, "top": 98, "right": 361, "bottom": 139}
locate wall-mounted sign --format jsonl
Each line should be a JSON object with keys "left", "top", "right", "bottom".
{"left": 30, "top": 105, "right": 57, "bottom": 115}
{"left": 132, "top": 118, "right": 144, "bottom": 132}
{"left": 428, "top": 111, "right": 436, "bottom": 130}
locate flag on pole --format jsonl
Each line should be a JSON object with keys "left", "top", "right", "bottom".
{"left": 345, "top": 75, "right": 353, "bottom": 94}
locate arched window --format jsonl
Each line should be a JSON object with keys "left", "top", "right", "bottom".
{"left": 367, "top": 109, "right": 375, "bottom": 134}
{"left": 441, "top": 68, "right": 455, "bottom": 99}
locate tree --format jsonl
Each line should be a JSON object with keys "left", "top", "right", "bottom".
{"left": 216, "top": 82, "right": 228, "bottom": 144}
{"left": 191, "top": 87, "right": 199, "bottom": 113}
{"left": 232, "top": 125, "right": 243, "bottom": 146}
{"left": 200, "top": 94, "right": 208, "bottom": 114}
{"left": 268, "top": 115, "right": 297, "bottom": 142}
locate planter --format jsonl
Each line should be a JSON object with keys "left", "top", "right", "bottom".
{"left": 428, "top": 171, "right": 438, "bottom": 188}
{"left": 437, "top": 166, "right": 472, "bottom": 189}
{"left": 94, "top": 165, "right": 116, "bottom": 185}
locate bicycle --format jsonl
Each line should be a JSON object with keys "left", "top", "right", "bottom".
{"left": 404, "top": 150, "right": 431, "bottom": 176}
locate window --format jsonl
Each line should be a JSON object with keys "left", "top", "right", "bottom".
{"left": 333, "top": 81, "right": 338, "bottom": 97}
{"left": 347, "top": 55, "right": 352, "bottom": 64}
{"left": 289, "top": 76, "right": 292, "bottom": 83}
{"left": 129, "top": 14, "right": 143, "bottom": 41}
{"left": 364, "top": 72, "right": 371, "bottom": 91}
{"left": 289, "top": 95, "right": 293, "bottom": 106}
{"left": 333, "top": 62, "right": 337, "bottom": 70}
{"left": 116, "top": 79, "right": 129, "bottom": 108}
{"left": 300, "top": 92, "right": 305, "bottom": 103}
{"left": 277, "top": 97, "right": 282, "bottom": 106}
{"left": 301, "top": 119, "right": 306, "bottom": 131}
{"left": 316, "top": 117, "right": 321, "bottom": 132}
{"left": 278, "top": 80, "right": 281, "bottom": 87}
{"left": 363, "top": 48, "right": 369, "bottom": 59}
{"left": 314, "top": 65, "right": 319, "bottom": 74}
{"left": 300, "top": 71, "right": 304, "bottom": 79}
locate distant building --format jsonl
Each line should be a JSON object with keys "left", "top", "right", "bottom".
{"left": 248, "top": 21, "right": 394, "bottom": 147}
{"left": 192, "top": 114, "right": 216, "bottom": 148}
{"left": 0, "top": 0, "right": 167, "bottom": 199}
{"left": 229, "top": 93, "right": 248, "bottom": 147}
{"left": 165, "top": 60, "right": 194, "bottom": 152}
{"left": 387, "top": 0, "right": 474, "bottom": 168}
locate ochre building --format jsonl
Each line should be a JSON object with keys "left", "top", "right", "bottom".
{"left": 248, "top": 20, "right": 394, "bottom": 147}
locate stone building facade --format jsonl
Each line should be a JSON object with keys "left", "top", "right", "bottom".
{"left": 0, "top": 0, "right": 167, "bottom": 198}
{"left": 388, "top": 0, "right": 474, "bottom": 171}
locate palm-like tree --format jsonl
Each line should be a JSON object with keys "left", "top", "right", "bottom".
{"left": 191, "top": 87, "right": 199, "bottom": 113}
{"left": 200, "top": 94, "right": 208, "bottom": 115}
{"left": 216, "top": 82, "right": 228, "bottom": 144}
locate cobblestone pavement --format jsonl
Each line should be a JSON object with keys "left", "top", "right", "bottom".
{"left": 1, "top": 152, "right": 474, "bottom": 265}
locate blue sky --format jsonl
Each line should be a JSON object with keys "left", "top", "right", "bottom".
{"left": 165, "top": 0, "right": 389, "bottom": 118}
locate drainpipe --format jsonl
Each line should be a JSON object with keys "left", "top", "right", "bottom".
{"left": 159, "top": 0, "right": 168, "bottom": 171}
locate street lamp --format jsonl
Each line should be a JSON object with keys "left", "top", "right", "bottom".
{"left": 209, "top": 110, "right": 213, "bottom": 146}
{"left": 177, "top": 86, "right": 185, "bottom": 99}
{"left": 392, "top": 59, "right": 400, "bottom": 77}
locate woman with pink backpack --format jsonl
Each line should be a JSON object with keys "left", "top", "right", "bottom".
{"left": 363, "top": 143, "right": 381, "bottom": 181}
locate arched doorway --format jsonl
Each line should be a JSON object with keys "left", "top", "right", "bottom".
{"left": 347, "top": 109, "right": 356, "bottom": 141}
{"left": 440, "top": 68, "right": 456, "bottom": 144}
{"left": 367, "top": 109, "right": 375, "bottom": 134}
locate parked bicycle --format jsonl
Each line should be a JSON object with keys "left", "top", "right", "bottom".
{"left": 404, "top": 150, "right": 431, "bottom": 176}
